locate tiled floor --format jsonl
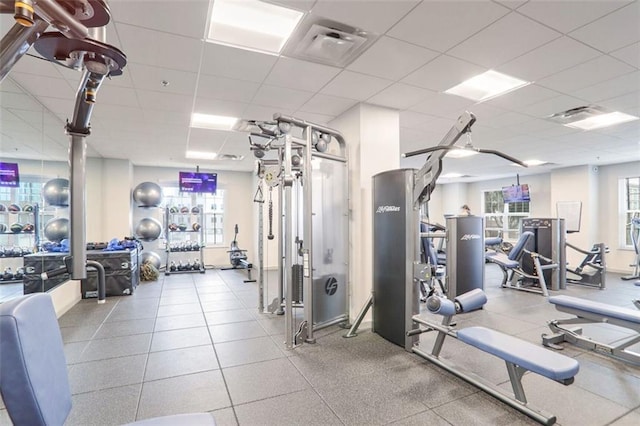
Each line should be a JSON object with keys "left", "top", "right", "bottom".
{"left": 1, "top": 265, "right": 640, "bottom": 425}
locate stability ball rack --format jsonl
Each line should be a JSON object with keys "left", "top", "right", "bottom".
{"left": 248, "top": 114, "right": 350, "bottom": 349}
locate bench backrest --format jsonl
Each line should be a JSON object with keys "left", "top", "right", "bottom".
{"left": 508, "top": 231, "right": 534, "bottom": 261}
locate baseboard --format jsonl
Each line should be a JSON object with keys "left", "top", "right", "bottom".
{"left": 49, "top": 280, "right": 81, "bottom": 318}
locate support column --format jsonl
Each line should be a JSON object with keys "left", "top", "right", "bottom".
{"left": 100, "top": 159, "right": 133, "bottom": 241}
{"left": 329, "top": 103, "right": 400, "bottom": 322}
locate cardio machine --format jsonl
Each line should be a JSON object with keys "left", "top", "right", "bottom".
{"left": 223, "top": 224, "right": 256, "bottom": 283}
{"left": 621, "top": 216, "right": 640, "bottom": 283}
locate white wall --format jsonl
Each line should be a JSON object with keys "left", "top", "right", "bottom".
{"left": 133, "top": 166, "right": 254, "bottom": 267}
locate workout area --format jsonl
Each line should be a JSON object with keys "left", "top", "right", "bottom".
{"left": 1, "top": 1, "right": 639, "bottom": 425}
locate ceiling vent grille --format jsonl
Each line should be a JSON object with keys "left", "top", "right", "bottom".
{"left": 216, "top": 154, "right": 245, "bottom": 161}
{"left": 548, "top": 105, "right": 605, "bottom": 125}
{"left": 283, "top": 16, "right": 376, "bottom": 67}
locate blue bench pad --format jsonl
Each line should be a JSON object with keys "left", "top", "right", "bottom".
{"left": 457, "top": 326, "right": 579, "bottom": 381}
{"left": 485, "top": 251, "right": 519, "bottom": 269}
{"left": 549, "top": 296, "right": 640, "bottom": 325}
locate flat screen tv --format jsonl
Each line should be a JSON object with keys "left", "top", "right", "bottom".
{"left": 0, "top": 162, "right": 19, "bottom": 188}
{"left": 502, "top": 184, "right": 530, "bottom": 203}
{"left": 179, "top": 172, "right": 217, "bottom": 194}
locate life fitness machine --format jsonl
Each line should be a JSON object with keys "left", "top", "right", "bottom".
{"left": 344, "top": 111, "right": 526, "bottom": 346}
{"left": 1, "top": 0, "right": 126, "bottom": 301}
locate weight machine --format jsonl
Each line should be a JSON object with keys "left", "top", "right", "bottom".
{"left": 248, "top": 114, "right": 350, "bottom": 349}
{"left": 344, "top": 111, "right": 527, "bottom": 348}
{"left": 621, "top": 216, "right": 640, "bottom": 283}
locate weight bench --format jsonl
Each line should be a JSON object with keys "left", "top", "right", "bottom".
{"left": 485, "top": 231, "right": 558, "bottom": 297}
{"left": 412, "top": 289, "right": 579, "bottom": 425}
{"left": 543, "top": 295, "right": 640, "bottom": 366}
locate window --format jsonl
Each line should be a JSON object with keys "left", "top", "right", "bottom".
{"left": 163, "top": 187, "right": 225, "bottom": 246}
{"left": 623, "top": 176, "right": 640, "bottom": 246}
{"left": 483, "top": 190, "right": 530, "bottom": 240}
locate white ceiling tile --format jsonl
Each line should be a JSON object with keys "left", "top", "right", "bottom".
{"left": 572, "top": 71, "right": 640, "bottom": 103}
{"left": 409, "top": 92, "right": 475, "bottom": 117}
{"left": 0, "top": 78, "right": 24, "bottom": 94}
{"left": 0, "top": 91, "right": 48, "bottom": 111}
{"left": 192, "top": 98, "right": 248, "bottom": 118}
{"left": 292, "top": 111, "right": 335, "bottom": 126}
{"left": 482, "top": 111, "right": 534, "bottom": 128}
{"left": 517, "top": 1, "right": 630, "bottom": 33}
{"left": 497, "top": 37, "right": 601, "bottom": 82}
{"left": 569, "top": 2, "right": 640, "bottom": 52}
{"left": 96, "top": 84, "right": 140, "bottom": 108}
{"left": 320, "top": 71, "right": 392, "bottom": 101}
{"left": 10, "top": 74, "right": 74, "bottom": 100}
{"left": 484, "top": 84, "right": 563, "bottom": 110}
{"left": 367, "top": 83, "right": 433, "bottom": 110}
{"left": 611, "top": 42, "right": 640, "bottom": 68}
{"left": 388, "top": 1, "right": 509, "bottom": 52}
{"left": 111, "top": 0, "right": 209, "bottom": 39}
{"left": 264, "top": 57, "right": 340, "bottom": 92}
{"left": 300, "top": 94, "right": 357, "bottom": 116}
{"left": 311, "top": 0, "right": 420, "bottom": 34}
{"left": 137, "top": 90, "right": 193, "bottom": 114}
{"left": 519, "top": 94, "right": 588, "bottom": 118}
{"left": 242, "top": 104, "right": 282, "bottom": 122}
{"left": 402, "top": 55, "right": 486, "bottom": 92}
{"left": 200, "top": 42, "right": 278, "bottom": 83}
{"left": 448, "top": 13, "right": 561, "bottom": 68}
{"left": 128, "top": 63, "right": 197, "bottom": 95}
{"left": 252, "top": 85, "right": 314, "bottom": 111}
{"left": 537, "top": 55, "right": 634, "bottom": 93}
{"left": 598, "top": 91, "right": 640, "bottom": 112}
{"left": 494, "top": 0, "right": 528, "bottom": 9}
{"left": 197, "top": 75, "right": 260, "bottom": 103}
{"left": 347, "top": 36, "right": 439, "bottom": 81}
{"left": 10, "top": 54, "right": 65, "bottom": 79}
{"left": 116, "top": 24, "right": 204, "bottom": 72}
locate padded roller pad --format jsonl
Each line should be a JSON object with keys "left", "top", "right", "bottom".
{"left": 427, "top": 296, "right": 456, "bottom": 316}
{"left": 485, "top": 251, "right": 519, "bottom": 268}
{"left": 549, "top": 296, "right": 640, "bottom": 324}
{"left": 457, "top": 326, "right": 579, "bottom": 382}
{"left": 454, "top": 288, "right": 487, "bottom": 313}
{"left": 485, "top": 237, "right": 502, "bottom": 246}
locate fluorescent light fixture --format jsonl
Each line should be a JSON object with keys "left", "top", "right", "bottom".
{"left": 445, "top": 148, "right": 478, "bottom": 158}
{"left": 207, "top": 0, "right": 304, "bottom": 54}
{"left": 523, "top": 159, "right": 547, "bottom": 166}
{"left": 186, "top": 150, "right": 217, "bottom": 160}
{"left": 190, "top": 113, "right": 238, "bottom": 130}
{"left": 440, "top": 173, "right": 464, "bottom": 178}
{"left": 563, "top": 111, "right": 639, "bottom": 130}
{"left": 445, "top": 70, "right": 530, "bottom": 102}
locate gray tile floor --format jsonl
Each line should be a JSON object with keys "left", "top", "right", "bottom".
{"left": 1, "top": 265, "right": 640, "bottom": 426}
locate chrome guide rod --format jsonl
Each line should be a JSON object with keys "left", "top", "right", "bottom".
{"left": 303, "top": 125, "right": 315, "bottom": 343}
{"left": 0, "top": 19, "right": 49, "bottom": 83}
{"left": 284, "top": 132, "right": 294, "bottom": 349}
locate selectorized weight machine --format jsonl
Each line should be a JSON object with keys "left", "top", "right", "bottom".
{"left": 621, "top": 216, "right": 640, "bottom": 284}
{"left": 247, "top": 114, "right": 350, "bottom": 349}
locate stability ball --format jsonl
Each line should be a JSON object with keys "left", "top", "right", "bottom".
{"left": 44, "top": 217, "right": 69, "bottom": 242}
{"left": 43, "top": 178, "right": 69, "bottom": 206}
{"left": 132, "top": 182, "right": 163, "bottom": 207}
{"left": 135, "top": 217, "right": 162, "bottom": 241}
{"left": 141, "top": 251, "right": 162, "bottom": 269}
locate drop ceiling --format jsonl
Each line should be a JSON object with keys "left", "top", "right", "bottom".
{"left": 1, "top": 0, "right": 639, "bottom": 182}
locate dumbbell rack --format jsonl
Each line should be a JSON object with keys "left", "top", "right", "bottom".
{"left": 164, "top": 206, "right": 205, "bottom": 275}
{"left": 0, "top": 204, "right": 39, "bottom": 285}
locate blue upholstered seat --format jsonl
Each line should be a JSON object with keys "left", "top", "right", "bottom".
{"left": 0, "top": 294, "right": 216, "bottom": 426}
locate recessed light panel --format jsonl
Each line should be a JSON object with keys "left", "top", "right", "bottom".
{"left": 190, "top": 113, "right": 238, "bottom": 130}
{"left": 186, "top": 150, "right": 218, "bottom": 160}
{"left": 445, "top": 148, "right": 478, "bottom": 158}
{"left": 564, "top": 111, "right": 638, "bottom": 131}
{"left": 207, "top": 0, "right": 304, "bottom": 54}
{"left": 445, "top": 70, "right": 530, "bottom": 102}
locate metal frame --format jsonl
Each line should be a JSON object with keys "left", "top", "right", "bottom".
{"left": 249, "top": 114, "right": 350, "bottom": 349}
{"left": 543, "top": 304, "right": 640, "bottom": 366}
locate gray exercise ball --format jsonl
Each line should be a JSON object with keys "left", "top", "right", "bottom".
{"left": 42, "top": 178, "right": 69, "bottom": 206}
{"left": 135, "top": 217, "right": 163, "bottom": 241}
{"left": 140, "top": 251, "right": 162, "bottom": 269}
{"left": 44, "top": 217, "right": 69, "bottom": 242}
{"left": 132, "top": 182, "right": 163, "bottom": 207}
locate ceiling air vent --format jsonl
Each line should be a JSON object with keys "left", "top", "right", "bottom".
{"left": 283, "top": 16, "right": 377, "bottom": 67}
{"left": 216, "top": 154, "right": 245, "bottom": 161}
{"left": 548, "top": 105, "right": 605, "bottom": 126}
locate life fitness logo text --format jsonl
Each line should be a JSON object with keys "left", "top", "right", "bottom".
{"left": 376, "top": 206, "right": 401, "bottom": 213}
{"left": 460, "top": 234, "right": 481, "bottom": 241}
{"left": 325, "top": 277, "right": 338, "bottom": 296}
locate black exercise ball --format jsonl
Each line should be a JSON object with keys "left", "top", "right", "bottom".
{"left": 44, "top": 217, "right": 69, "bottom": 242}
{"left": 42, "top": 178, "right": 69, "bottom": 206}
{"left": 132, "top": 182, "right": 163, "bottom": 207}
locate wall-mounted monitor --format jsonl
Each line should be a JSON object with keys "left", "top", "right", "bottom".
{"left": 179, "top": 172, "right": 217, "bottom": 194}
{"left": 502, "top": 184, "right": 530, "bottom": 203}
{"left": 0, "top": 162, "right": 20, "bottom": 188}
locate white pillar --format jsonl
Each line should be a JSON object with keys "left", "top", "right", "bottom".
{"left": 329, "top": 103, "right": 400, "bottom": 321}
{"left": 98, "top": 159, "right": 133, "bottom": 241}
